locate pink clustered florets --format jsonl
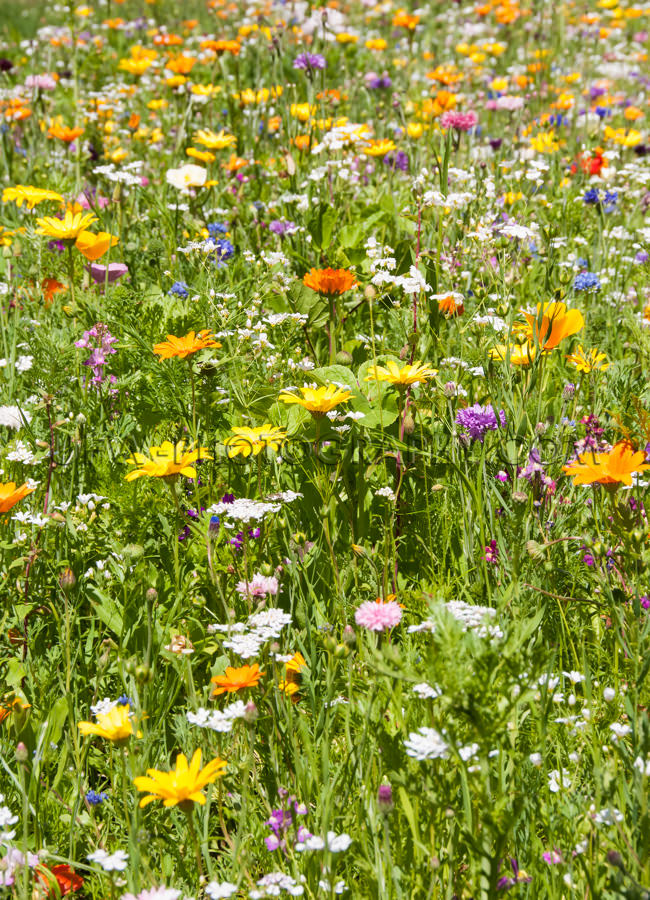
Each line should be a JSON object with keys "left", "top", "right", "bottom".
{"left": 236, "top": 573, "right": 279, "bottom": 598}
{"left": 439, "top": 110, "right": 478, "bottom": 132}
{"left": 355, "top": 599, "right": 402, "bottom": 632}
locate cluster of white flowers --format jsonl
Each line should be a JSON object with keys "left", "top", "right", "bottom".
{"left": 0, "top": 405, "right": 31, "bottom": 429}
{"left": 295, "top": 832, "right": 352, "bottom": 853}
{"left": 249, "top": 872, "right": 305, "bottom": 898}
{"left": 205, "top": 882, "right": 238, "bottom": 900}
{"left": 404, "top": 727, "right": 449, "bottom": 761}
{"left": 209, "top": 608, "right": 293, "bottom": 660}
{"left": 87, "top": 848, "right": 129, "bottom": 872}
{"left": 187, "top": 700, "right": 247, "bottom": 734}
{"left": 207, "top": 498, "right": 281, "bottom": 524}
{"left": 408, "top": 600, "right": 503, "bottom": 640}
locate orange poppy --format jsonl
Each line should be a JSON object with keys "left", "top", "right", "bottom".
{"left": 153, "top": 330, "right": 221, "bottom": 359}
{"left": 0, "top": 695, "right": 30, "bottom": 725}
{"left": 303, "top": 268, "right": 358, "bottom": 296}
{"left": 211, "top": 664, "right": 265, "bottom": 696}
{"left": 48, "top": 123, "right": 84, "bottom": 143}
{"left": 563, "top": 441, "right": 650, "bottom": 488}
{"left": 42, "top": 278, "right": 67, "bottom": 304}
{"left": 520, "top": 302, "right": 584, "bottom": 351}
{"left": 0, "top": 482, "right": 35, "bottom": 513}
{"left": 36, "top": 865, "right": 83, "bottom": 897}
{"left": 154, "top": 33, "right": 183, "bottom": 46}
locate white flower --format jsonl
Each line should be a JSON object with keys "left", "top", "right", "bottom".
{"left": 222, "top": 633, "right": 264, "bottom": 659}
{"left": 16, "top": 356, "right": 33, "bottom": 373}
{"left": 327, "top": 832, "right": 352, "bottom": 852}
{"left": 412, "top": 682, "right": 442, "bottom": 699}
{"left": 205, "top": 882, "right": 238, "bottom": 899}
{"left": 633, "top": 756, "right": 650, "bottom": 776}
{"left": 404, "top": 727, "right": 449, "bottom": 761}
{"left": 187, "top": 701, "right": 247, "bottom": 733}
{"left": 529, "top": 752, "right": 542, "bottom": 767}
{"left": 548, "top": 769, "right": 571, "bottom": 793}
{"left": 166, "top": 164, "right": 207, "bottom": 191}
{"left": 208, "top": 498, "right": 280, "bottom": 524}
{"left": 122, "top": 888, "right": 182, "bottom": 900}
{"left": 87, "top": 849, "right": 129, "bottom": 871}
{"left": 0, "top": 406, "right": 31, "bottom": 429}
{"left": 609, "top": 722, "right": 631, "bottom": 740}
{"left": 603, "top": 687, "right": 616, "bottom": 702}
{"left": 90, "top": 698, "right": 119, "bottom": 717}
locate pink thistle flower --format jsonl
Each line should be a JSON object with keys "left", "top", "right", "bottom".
{"left": 354, "top": 599, "right": 402, "bottom": 632}
{"left": 439, "top": 110, "right": 478, "bottom": 132}
{"left": 236, "top": 573, "right": 279, "bottom": 598}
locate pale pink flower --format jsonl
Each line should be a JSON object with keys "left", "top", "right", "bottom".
{"left": 439, "top": 110, "right": 478, "bottom": 132}
{"left": 354, "top": 599, "right": 402, "bottom": 632}
{"left": 25, "top": 74, "right": 57, "bottom": 90}
{"left": 236, "top": 573, "right": 279, "bottom": 598}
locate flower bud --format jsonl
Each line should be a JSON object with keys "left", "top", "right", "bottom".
{"left": 342, "top": 624, "right": 356, "bottom": 647}
{"left": 59, "top": 567, "right": 76, "bottom": 593}
{"left": 335, "top": 350, "right": 353, "bottom": 366}
{"left": 244, "top": 701, "right": 258, "bottom": 724}
{"left": 15, "top": 742, "right": 28, "bottom": 763}
{"left": 377, "top": 783, "right": 394, "bottom": 813}
{"left": 146, "top": 587, "right": 158, "bottom": 603}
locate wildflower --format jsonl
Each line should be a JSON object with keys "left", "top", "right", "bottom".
{"left": 362, "top": 138, "right": 398, "bottom": 157}
{"left": 563, "top": 441, "right": 649, "bottom": 487}
{"left": 0, "top": 482, "right": 35, "bottom": 513}
{"left": 78, "top": 704, "right": 134, "bottom": 742}
{"left": 236, "top": 573, "right": 279, "bottom": 596}
{"left": 365, "top": 360, "right": 436, "bottom": 386}
{"left": 211, "top": 664, "right": 265, "bottom": 696}
{"left": 2, "top": 185, "right": 64, "bottom": 209}
{"left": 194, "top": 129, "right": 237, "bottom": 149}
{"left": 278, "top": 652, "right": 307, "bottom": 697}
{"left": 205, "top": 883, "right": 238, "bottom": 899}
{"left": 133, "top": 748, "right": 226, "bottom": 808}
{"left": 439, "top": 110, "right": 478, "bottom": 131}
{"left": 90, "top": 262, "right": 128, "bottom": 285}
{"left": 48, "top": 123, "right": 84, "bottom": 143}
{"left": 168, "top": 281, "right": 189, "bottom": 298}
{"left": 125, "top": 441, "right": 212, "bottom": 482}
{"left": 293, "top": 53, "right": 326, "bottom": 72}
{"left": 437, "top": 293, "right": 464, "bottom": 317}
{"left": 404, "top": 727, "right": 449, "bottom": 760}
{"left": 566, "top": 346, "right": 609, "bottom": 373}
{"left": 35, "top": 864, "right": 83, "bottom": 896}
{"left": 87, "top": 849, "right": 128, "bottom": 872}
{"left": 456, "top": 404, "right": 506, "bottom": 442}
{"left": 36, "top": 210, "right": 98, "bottom": 241}
{"left": 153, "top": 330, "right": 221, "bottom": 359}
{"left": 75, "top": 323, "right": 118, "bottom": 388}
{"left": 223, "top": 424, "right": 286, "bottom": 458}
{"left": 75, "top": 231, "right": 119, "bottom": 261}
{"left": 355, "top": 597, "right": 402, "bottom": 632}
{"left": 85, "top": 790, "right": 108, "bottom": 806}
{"left": 488, "top": 343, "right": 536, "bottom": 366}
{"left": 520, "top": 301, "right": 584, "bottom": 350}
{"left": 573, "top": 272, "right": 601, "bottom": 293}
{"left": 496, "top": 858, "right": 532, "bottom": 890}
{"left": 279, "top": 384, "right": 352, "bottom": 416}
{"left": 302, "top": 268, "right": 357, "bottom": 296}
{"left": 484, "top": 540, "right": 499, "bottom": 564}
{"left": 166, "top": 164, "right": 207, "bottom": 191}
{"left": 122, "top": 889, "right": 182, "bottom": 900}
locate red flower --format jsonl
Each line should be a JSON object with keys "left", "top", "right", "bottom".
{"left": 36, "top": 864, "right": 84, "bottom": 896}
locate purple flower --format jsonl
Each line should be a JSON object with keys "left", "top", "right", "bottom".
{"left": 293, "top": 52, "right": 326, "bottom": 72}
{"left": 496, "top": 858, "right": 532, "bottom": 890}
{"left": 456, "top": 404, "right": 506, "bottom": 442}
{"left": 383, "top": 150, "right": 409, "bottom": 172}
{"left": 75, "top": 323, "right": 118, "bottom": 388}
{"left": 90, "top": 262, "right": 128, "bottom": 284}
{"left": 484, "top": 539, "right": 499, "bottom": 565}
{"left": 269, "top": 219, "right": 298, "bottom": 236}
{"left": 365, "top": 71, "right": 392, "bottom": 89}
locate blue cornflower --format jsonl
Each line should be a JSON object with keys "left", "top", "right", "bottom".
{"left": 574, "top": 272, "right": 601, "bottom": 292}
{"left": 207, "top": 222, "right": 228, "bottom": 237}
{"left": 86, "top": 790, "right": 108, "bottom": 806}
{"left": 604, "top": 190, "right": 618, "bottom": 212}
{"left": 214, "top": 238, "right": 234, "bottom": 268}
{"left": 583, "top": 188, "right": 599, "bottom": 205}
{"left": 168, "top": 280, "right": 189, "bottom": 299}
{"left": 117, "top": 695, "right": 133, "bottom": 706}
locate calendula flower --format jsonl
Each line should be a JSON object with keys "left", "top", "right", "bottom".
{"left": 566, "top": 346, "right": 609, "bottom": 373}
{"left": 279, "top": 384, "right": 352, "bottom": 416}
{"left": 75, "top": 231, "right": 119, "bottom": 261}
{"left": 563, "top": 441, "right": 649, "bottom": 487}
{"left": 125, "top": 441, "right": 212, "bottom": 482}
{"left": 2, "top": 185, "right": 64, "bottom": 209}
{"left": 211, "top": 664, "right": 264, "bottom": 696}
{"left": 489, "top": 343, "right": 536, "bottom": 366}
{"left": 520, "top": 301, "right": 584, "bottom": 351}
{"left": 303, "top": 268, "right": 357, "bottom": 296}
{"left": 36, "top": 210, "right": 98, "bottom": 241}
{"left": 153, "top": 330, "right": 221, "bottom": 359}
{"left": 0, "top": 481, "right": 35, "bottom": 513}
{"left": 47, "top": 123, "right": 84, "bottom": 143}
{"left": 365, "top": 360, "right": 436, "bottom": 386}
{"left": 194, "top": 128, "right": 237, "bottom": 149}
{"left": 133, "top": 748, "right": 226, "bottom": 808}
{"left": 223, "top": 424, "right": 287, "bottom": 458}
{"left": 78, "top": 704, "right": 133, "bottom": 742}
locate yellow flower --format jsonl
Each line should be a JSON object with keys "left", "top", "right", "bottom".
{"left": 125, "top": 440, "right": 212, "bottom": 482}
{"left": 78, "top": 704, "right": 133, "bottom": 742}
{"left": 566, "top": 346, "right": 609, "bottom": 374}
{"left": 36, "top": 210, "right": 98, "bottom": 241}
{"left": 2, "top": 185, "right": 65, "bottom": 210}
{"left": 489, "top": 343, "right": 536, "bottom": 366}
{"left": 362, "top": 138, "right": 397, "bottom": 157}
{"left": 278, "top": 384, "right": 352, "bottom": 416}
{"left": 529, "top": 131, "right": 560, "bottom": 153}
{"left": 133, "top": 748, "right": 226, "bottom": 808}
{"left": 365, "top": 360, "right": 436, "bottom": 386}
{"left": 563, "top": 441, "right": 649, "bottom": 487}
{"left": 194, "top": 128, "right": 237, "bottom": 149}
{"left": 223, "top": 424, "right": 287, "bottom": 458}
{"left": 278, "top": 652, "right": 307, "bottom": 698}
{"left": 186, "top": 147, "right": 216, "bottom": 163}
{"left": 75, "top": 230, "right": 119, "bottom": 260}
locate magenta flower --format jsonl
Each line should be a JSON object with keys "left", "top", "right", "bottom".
{"left": 236, "top": 573, "right": 279, "bottom": 598}
{"left": 439, "top": 110, "right": 478, "bottom": 132}
{"left": 355, "top": 599, "right": 402, "bottom": 632}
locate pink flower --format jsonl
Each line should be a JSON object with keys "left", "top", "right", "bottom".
{"left": 354, "top": 599, "right": 402, "bottom": 632}
{"left": 439, "top": 110, "right": 478, "bottom": 132}
{"left": 236, "top": 573, "right": 279, "bottom": 597}
{"left": 25, "top": 74, "right": 56, "bottom": 90}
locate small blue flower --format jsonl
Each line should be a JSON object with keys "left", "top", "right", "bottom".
{"left": 214, "top": 238, "right": 234, "bottom": 268}
{"left": 207, "top": 222, "right": 228, "bottom": 237}
{"left": 574, "top": 272, "right": 601, "bottom": 293}
{"left": 168, "top": 280, "right": 189, "bottom": 299}
{"left": 604, "top": 190, "right": 618, "bottom": 212}
{"left": 583, "top": 188, "right": 599, "bottom": 205}
{"left": 117, "top": 695, "right": 133, "bottom": 706}
{"left": 86, "top": 790, "right": 108, "bottom": 806}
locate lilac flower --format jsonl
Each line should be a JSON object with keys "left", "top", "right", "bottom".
{"left": 365, "top": 72, "right": 392, "bottom": 89}
{"left": 269, "top": 219, "right": 298, "bottom": 236}
{"left": 168, "top": 281, "right": 189, "bottom": 298}
{"left": 483, "top": 540, "right": 499, "bottom": 565}
{"left": 90, "top": 262, "right": 128, "bottom": 285}
{"left": 383, "top": 150, "right": 409, "bottom": 172}
{"left": 456, "top": 404, "right": 506, "bottom": 442}
{"left": 496, "top": 858, "right": 532, "bottom": 890}
{"left": 293, "top": 52, "right": 326, "bottom": 72}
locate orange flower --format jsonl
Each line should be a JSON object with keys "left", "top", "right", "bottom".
{"left": 200, "top": 39, "right": 241, "bottom": 54}
{"left": 153, "top": 330, "right": 221, "bottom": 359}
{"left": 393, "top": 9, "right": 420, "bottom": 29}
{"left": 75, "top": 231, "right": 119, "bottom": 261}
{"left": 211, "top": 664, "right": 264, "bottom": 696}
{"left": 48, "top": 123, "right": 84, "bottom": 143}
{"left": 42, "top": 278, "right": 67, "bottom": 304}
{"left": 520, "top": 301, "right": 584, "bottom": 351}
{"left": 278, "top": 652, "right": 307, "bottom": 699}
{"left": 563, "top": 441, "right": 650, "bottom": 487}
{"left": 36, "top": 865, "right": 83, "bottom": 897}
{"left": 0, "top": 482, "right": 35, "bottom": 513}
{"left": 154, "top": 33, "right": 183, "bottom": 46}
{"left": 303, "top": 268, "right": 358, "bottom": 296}
{"left": 438, "top": 293, "right": 464, "bottom": 317}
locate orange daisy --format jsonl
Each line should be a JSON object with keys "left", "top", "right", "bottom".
{"left": 211, "top": 664, "right": 265, "bottom": 696}
{"left": 302, "top": 268, "right": 358, "bottom": 297}
{"left": 153, "top": 330, "right": 221, "bottom": 360}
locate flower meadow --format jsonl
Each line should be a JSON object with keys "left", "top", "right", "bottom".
{"left": 3, "top": 0, "right": 650, "bottom": 897}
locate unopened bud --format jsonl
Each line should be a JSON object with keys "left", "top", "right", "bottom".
{"left": 402, "top": 414, "right": 415, "bottom": 435}
{"left": 562, "top": 382, "right": 575, "bottom": 400}
{"left": 15, "top": 742, "right": 28, "bottom": 763}
{"left": 244, "top": 701, "right": 258, "bottom": 724}
{"left": 59, "top": 567, "right": 76, "bottom": 592}
{"left": 364, "top": 285, "right": 376, "bottom": 301}
{"left": 377, "top": 783, "right": 394, "bottom": 813}
{"left": 146, "top": 587, "right": 158, "bottom": 603}
{"left": 335, "top": 350, "right": 353, "bottom": 366}
{"left": 342, "top": 625, "right": 356, "bottom": 647}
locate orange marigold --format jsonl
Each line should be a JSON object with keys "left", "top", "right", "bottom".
{"left": 303, "top": 268, "right": 358, "bottom": 296}
{"left": 211, "top": 664, "right": 265, "bottom": 696}
{"left": 153, "top": 330, "right": 221, "bottom": 359}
